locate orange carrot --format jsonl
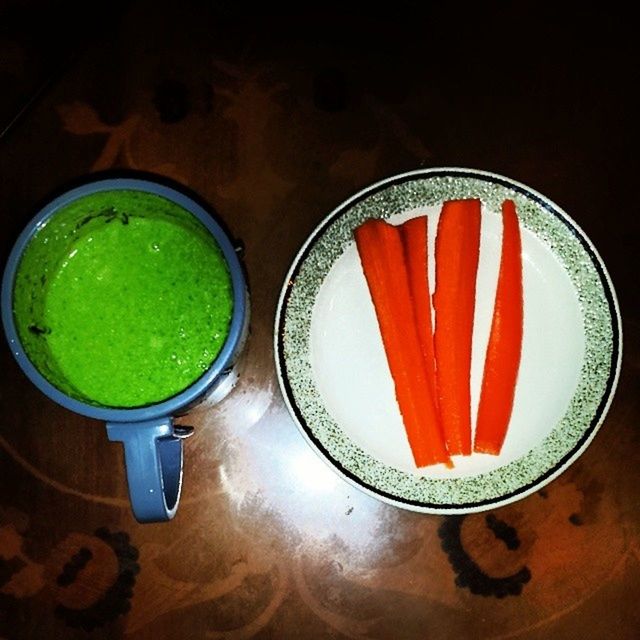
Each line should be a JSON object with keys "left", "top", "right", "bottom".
{"left": 355, "top": 219, "right": 451, "bottom": 468}
{"left": 433, "top": 199, "right": 481, "bottom": 456}
{"left": 474, "top": 200, "right": 523, "bottom": 455}
{"left": 399, "top": 216, "right": 438, "bottom": 410}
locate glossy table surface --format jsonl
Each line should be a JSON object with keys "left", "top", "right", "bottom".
{"left": 1, "top": 3, "right": 638, "bottom": 638}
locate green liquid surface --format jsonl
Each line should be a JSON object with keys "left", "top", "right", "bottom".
{"left": 14, "top": 190, "right": 234, "bottom": 408}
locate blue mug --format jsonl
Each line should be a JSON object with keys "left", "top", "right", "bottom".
{"left": 1, "top": 177, "right": 249, "bottom": 523}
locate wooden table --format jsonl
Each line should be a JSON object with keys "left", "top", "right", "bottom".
{"left": 1, "top": 3, "right": 638, "bottom": 638}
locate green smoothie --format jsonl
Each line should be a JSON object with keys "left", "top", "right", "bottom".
{"left": 13, "top": 190, "right": 234, "bottom": 408}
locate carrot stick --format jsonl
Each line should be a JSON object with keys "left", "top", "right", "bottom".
{"left": 399, "top": 217, "right": 438, "bottom": 410}
{"left": 474, "top": 199, "right": 523, "bottom": 455}
{"left": 433, "top": 199, "right": 481, "bottom": 456}
{"left": 355, "top": 219, "right": 451, "bottom": 468}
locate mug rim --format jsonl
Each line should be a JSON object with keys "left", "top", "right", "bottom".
{"left": 1, "top": 176, "right": 248, "bottom": 422}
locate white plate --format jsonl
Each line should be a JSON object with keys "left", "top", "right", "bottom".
{"left": 275, "top": 168, "right": 621, "bottom": 513}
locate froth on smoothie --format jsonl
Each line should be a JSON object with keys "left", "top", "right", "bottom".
{"left": 13, "top": 190, "right": 234, "bottom": 408}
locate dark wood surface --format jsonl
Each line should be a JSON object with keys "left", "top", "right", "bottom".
{"left": 1, "top": 3, "right": 638, "bottom": 638}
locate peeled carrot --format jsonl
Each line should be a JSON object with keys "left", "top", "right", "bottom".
{"left": 474, "top": 200, "right": 523, "bottom": 455}
{"left": 433, "top": 199, "right": 481, "bottom": 456}
{"left": 399, "top": 217, "right": 438, "bottom": 410}
{"left": 355, "top": 219, "right": 451, "bottom": 468}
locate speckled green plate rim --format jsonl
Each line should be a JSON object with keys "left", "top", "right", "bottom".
{"left": 275, "top": 168, "right": 622, "bottom": 513}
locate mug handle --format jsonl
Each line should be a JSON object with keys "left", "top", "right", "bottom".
{"left": 106, "top": 419, "right": 192, "bottom": 523}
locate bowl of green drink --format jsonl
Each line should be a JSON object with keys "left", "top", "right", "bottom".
{"left": 1, "top": 176, "right": 249, "bottom": 522}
